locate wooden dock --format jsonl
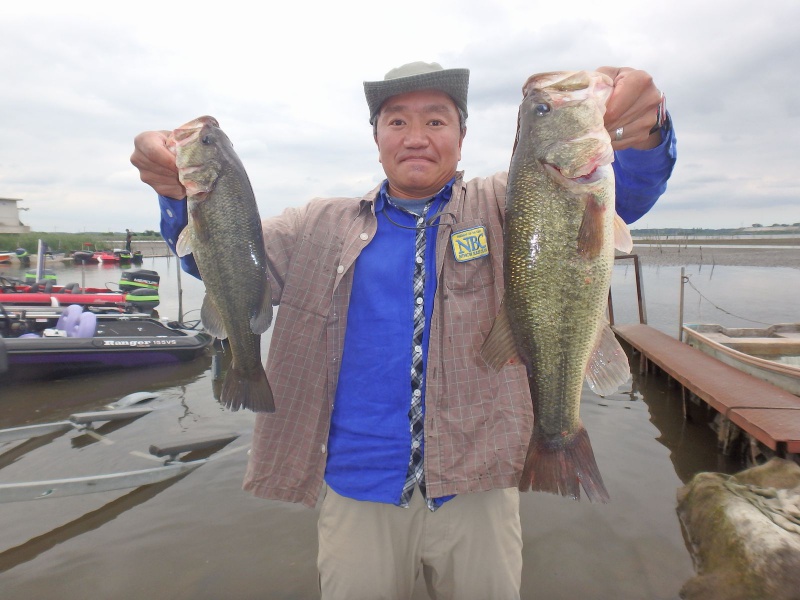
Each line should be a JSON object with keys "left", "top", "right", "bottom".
{"left": 613, "top": 323, "right": 800, "bottom": 457}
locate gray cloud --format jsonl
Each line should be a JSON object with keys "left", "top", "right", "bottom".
{"left": 1, "top": 2, "right": 798, "bottom": 233}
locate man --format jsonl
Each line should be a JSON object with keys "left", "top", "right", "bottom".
{"left": 125, "top": 228, "right": 133, "bottom": 253}
{"left": 131, "top": 61, "right": 676, "bottom": 599}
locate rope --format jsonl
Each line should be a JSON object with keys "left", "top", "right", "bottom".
{"left": 684, "top": 277, "right": 772, "bottom": 325}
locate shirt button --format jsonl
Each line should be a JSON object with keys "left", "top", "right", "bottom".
{"left": 360, "top": 232, "right": 369, "bottom": 241}
{"left": 414, "top": 389, "right": 421, "bottom": 397}
{"left": 412, "top": 440, "right": 420, "bottom": 449}
{"left": 166, "top": 209, "right": 174, "bottom": 218}
{"left": 417, "top": 218, "right": 424, "bottom": 226}
{"left": 416, "top": 297, "right": 423, "bottom": 305}
{"left": 336, "top": 265, "right": 344, "bottom": 274}
{"left": 321, "top": 444, "right": 327, "bottom": 454}
{"left": 414, "top": 345, "right": 422, "bottom": 353}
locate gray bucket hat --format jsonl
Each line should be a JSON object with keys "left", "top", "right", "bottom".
{"left": 364, "top": 61, "right": 470, "bottom": 124}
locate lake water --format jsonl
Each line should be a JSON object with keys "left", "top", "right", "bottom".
{"left": 0, "top": 256, "right": 798, "bottom": 599}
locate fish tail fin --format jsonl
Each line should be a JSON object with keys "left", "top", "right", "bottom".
{"left": 519, "top": 425, "right": 610, "bottom": 503}
{"left": 220, "top": 365, "right": 275, "bottom": 413}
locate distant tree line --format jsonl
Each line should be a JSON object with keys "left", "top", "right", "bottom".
{"left": 0, "top": 231, "right": 162, "bottom": 253}
{"left": 632, "top": 224, "right": 800, "bottom": 237}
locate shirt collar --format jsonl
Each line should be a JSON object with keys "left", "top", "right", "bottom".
{"left": 375, "top": 177, "right": 456, "bottom": 213}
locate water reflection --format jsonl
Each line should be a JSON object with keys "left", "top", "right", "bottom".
{"left": 0, "top": 355, "right": 212, "bottom": 429}
{"left": 626, "top": 348, "right": 743, "bottom": 484}
{"left": 0, "top": 476, "right": 189, "bottom": 574}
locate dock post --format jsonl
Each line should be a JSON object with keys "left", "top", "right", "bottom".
{"left": 678, "top": 267, "right": 687, "bottom": 342}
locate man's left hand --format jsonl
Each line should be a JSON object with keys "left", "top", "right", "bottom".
{"left": 597, "top": 66, "right": 664, "bottom": 151}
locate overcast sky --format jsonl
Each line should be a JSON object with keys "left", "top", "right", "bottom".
{"left": 1, "top": 0, "right": 797, "bottom": 233}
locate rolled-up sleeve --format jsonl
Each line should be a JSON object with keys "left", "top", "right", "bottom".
{"left": 613, "top": 115, "right": 677, "bottom": 224}
{"left": 158, "top": 195, "right": 201, "bottom": 279}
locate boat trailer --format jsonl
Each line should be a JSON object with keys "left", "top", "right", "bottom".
{"left": 0, "top": 392, "right": 240, "bottom": 503}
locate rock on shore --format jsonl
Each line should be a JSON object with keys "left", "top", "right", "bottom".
{"left": 676, "top": 458, "right": 800, "bottom": 600}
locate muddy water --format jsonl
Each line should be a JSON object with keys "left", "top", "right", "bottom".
{"left": 0, "top": 257, "right": 797, "bottom": 599}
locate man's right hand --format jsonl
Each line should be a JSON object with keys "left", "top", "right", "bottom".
{"left": 130, "top": 130, "right": 186, "bottom": 199}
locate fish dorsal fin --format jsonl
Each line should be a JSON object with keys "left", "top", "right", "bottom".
{"left": 585, "top": 321, "right": 630, "bottom": 396}
{"left": 480, "top": 299, "right": 523, "bottom": 371}
{"left": 249, "top": 278, "right": 274, "bottom": 335}
{"left": 201, "top": 294, "right": 227, "bottom": 340}
{"left": 614, "top": 214, "right": 633, "bottom": 254}
{"left": 175, "top": 223, "right": 195, "bottom": 258}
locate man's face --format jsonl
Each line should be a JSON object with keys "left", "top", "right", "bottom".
{"left": 374, "top": 90, "right": 465, "bottom": 199}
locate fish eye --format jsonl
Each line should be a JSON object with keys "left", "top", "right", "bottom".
{"left": 534, "top": 103, "right": 551, "bottom": 117}
{"left": 201, "top": 135, "right": 213, "bottom": 145}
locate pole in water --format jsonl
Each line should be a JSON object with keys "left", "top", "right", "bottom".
{"left": 678, "top": 267, "right": 687, "bottom": 342}
{"left": 35, "top": 239, "right": 44, "bottom": 282}
{"left": 172, "top": 247, "right": 184, "bottom": 323}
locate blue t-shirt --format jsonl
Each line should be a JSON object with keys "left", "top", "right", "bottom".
{"left": 324, "top": 180, "right": 453, "bottom": 507}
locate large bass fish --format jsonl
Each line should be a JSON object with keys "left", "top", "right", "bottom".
{"left": 481, "top": 71, "right": 632, "bottom": 502}
{"left": 171, "top": 115, "right": 275, "bottom": 413}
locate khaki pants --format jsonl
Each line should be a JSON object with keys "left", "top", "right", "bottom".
{"left": 317, "top": 485, "right": 522, "bottom": 600}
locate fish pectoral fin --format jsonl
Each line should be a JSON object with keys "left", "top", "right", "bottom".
{"left": 175, "top": 223, "right": 195, "bottom": 257}
{"left": 200, "top": 294, "right": 228, "bottom": 339}
{"left": 576, "top": 194, "right": 605, "bottom": 259}
{"left": 249, "top": 283, "right": 274, "bottom": 334}
{"left": 585, "top": 323, "right": 631, "bottom": 396}
{"left": 613, "top": 214, "right": 633, "bottom": 254}
{"left": 479, "top": 301, "right": 522, "bottom": 371}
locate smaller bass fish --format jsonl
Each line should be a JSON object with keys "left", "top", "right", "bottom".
{"left": 171, "top": 116, "right": 275, "bottom": 413}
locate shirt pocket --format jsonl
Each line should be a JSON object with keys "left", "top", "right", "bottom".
{"left": 281, "top": 231, "right": 344, "bottom": 317}
{"left": 443, "top": 220, "right": 496, "bottom": 291}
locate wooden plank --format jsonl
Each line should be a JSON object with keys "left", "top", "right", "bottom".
{"left": 613, "top": 324, "right": 800, "bottom": 453}
{"left": 728, "top": 408, "right": 800, "bottom": 453}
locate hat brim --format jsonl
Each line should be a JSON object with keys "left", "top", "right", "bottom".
{"left": 364, "top": 68, "right": 469, "bottom": 124}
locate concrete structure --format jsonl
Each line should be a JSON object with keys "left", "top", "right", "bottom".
{"left": 0, "top": 198, "right": 31, "bottom": 234}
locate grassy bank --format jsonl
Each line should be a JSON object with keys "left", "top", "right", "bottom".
{"left": 0, "top": 231, "right": 162, "bottom": 254}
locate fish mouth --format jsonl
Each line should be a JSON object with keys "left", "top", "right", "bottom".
{"left": 541, "top": 132, "right": 614, "bottom": 185}
{"left": 543, "top": 161, "right": 610, "bottom": 186}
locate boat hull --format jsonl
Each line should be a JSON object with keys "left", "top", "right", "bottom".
{"left": 0, "top": 317, "right": 213, "bottom": 382}
{"left": 682, "top": 323, "right": 800, "bottom": 396}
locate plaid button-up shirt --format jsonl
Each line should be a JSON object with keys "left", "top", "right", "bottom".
{"left": 243, "top": 171, "right": 533, "bottom": 507}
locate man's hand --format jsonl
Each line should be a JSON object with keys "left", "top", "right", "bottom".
{"left": 130, "top": 130, "right": 186, "bottom": 199}
{"left": 597, "top": 67, "right": 664, "bottom": 151}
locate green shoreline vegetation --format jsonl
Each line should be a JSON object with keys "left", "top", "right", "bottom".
{"left": 0, "top": 231, "right": 162, "bottom": 254}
